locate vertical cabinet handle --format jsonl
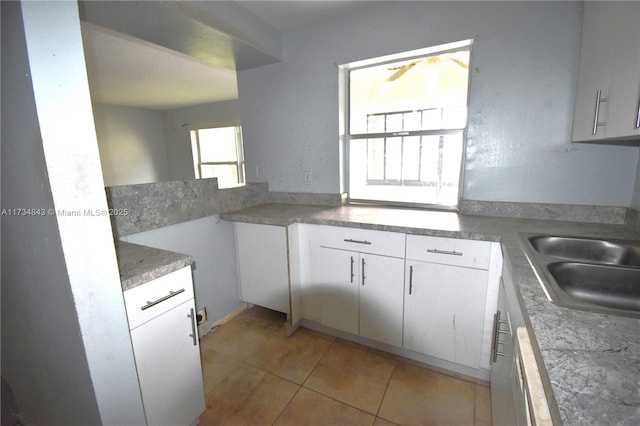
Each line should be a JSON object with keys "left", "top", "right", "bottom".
{"left": 188, "top": 308, "right": 197, "bottom": 346}
{"left": 409, "top": 265, "right": 414, "bottom": 294}
{"left": 635, "top": 94, "right": 640, "bottom": 129}
{"left": 592, "top": 89, "right": 609, "bottom": 135}
{"left": 491, "top": 311, "right": 507, "bottom": 363}
{"left": 361, "top": 258, "right": 366, "bottom": 286}
{"left": 350, "top": 256, "right": 355, "bottom": 283}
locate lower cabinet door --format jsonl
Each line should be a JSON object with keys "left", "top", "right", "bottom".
{"left": 235, "top": 222, "right": 290, "bottom": 314}
{"left": 359, "top": 254, "right": 405, "bottom": 347}
{"left": 403, "top": 261, "right": 488, "bottom": 368}
{"left": 310, "top": 246, "right": 359, "bottom": 335}
{"left": 130, "top": 299, "right": 205, "bottom": 426}
{"left": 491, "top": 280, "right": 517, "bottom": 426}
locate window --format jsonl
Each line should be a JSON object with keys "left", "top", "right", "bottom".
{"left": 343, "top": 40, "right": 472, "bottom": 209}
{"left": 190, "top": 126, "right": 245, "bottom": 188}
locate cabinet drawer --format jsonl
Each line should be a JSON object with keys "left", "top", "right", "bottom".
{"left": 307, "top": 224, "right": 405, "bottom": 258}
{"left": 406, "top": 234, "right": 491, "bottom": 269}
{"left": 124, "top": 266, "right": 194, "bottom": 330}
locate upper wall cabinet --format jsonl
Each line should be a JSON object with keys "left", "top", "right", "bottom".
{"left": 571, "top": 2, "right": 640, "bottom": 145}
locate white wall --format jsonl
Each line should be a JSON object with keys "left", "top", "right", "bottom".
{"left": 632, "top": 160, "right": 640, "bottom": 210}
{"left": 93, "top": 103, "right": 170, "bottom": 186}
{"left": 162, "top": 99, "right": 241, "bottom": 181}
{"left": 121, "top": 215, "right": 244, "bottom": 331}
{"left": 1, "top": 2, "right": 146, "bottom": 424}
{"left": 238, "top": 1, "right": 639, "bottom": 207}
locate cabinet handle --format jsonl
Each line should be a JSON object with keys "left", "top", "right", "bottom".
{"left": 491, "top": 311, "right": 508, "bottom": 363}
{"left": 140, "top": 288, "right": 185, "bottom": 310}
{"left": 188, "top": 308, "right": 197, "bottom": 346}
{"left": 635, "top": 95, "right": 640, "bottom": 129}
{"left": 361, "top": 258, "right": 366, "bottom": 286}
{"left": 350, "top": 256, "right": 355, "bottom": 283}
{"left": 344, "top": 238, "right": 372, "bottom": 245}
{"left": 409, "top": 265, "right": 414, "bottom": 295}
{"left": 592, "top": 89, "right": 609, "bottom": 135}
{"left": 426, "top": 248, "right": 463, "bottom": 256}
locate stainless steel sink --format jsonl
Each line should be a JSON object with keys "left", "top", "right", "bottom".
{"left": 547, "top": 262, "right": 640, "bottom": 312}
{"left": 528, "top": 235, "right": 640, "bottom": 266}
{"left": 520, "top": 233, "right": 640, "bottom": 318}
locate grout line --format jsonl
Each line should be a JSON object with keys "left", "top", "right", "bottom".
{"left": 270, "top": 383, "right": 303, "bottom": 426}
{"left": 300, "top": 338, "right": 336, "bottom": 387}
{"left": 297, "top": 386, "right": 379, "bottom": 420}
{"left": 375, "top": 362, "right": 397, "bottom": 419}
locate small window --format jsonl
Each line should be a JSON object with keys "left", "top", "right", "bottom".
{"left": 343, "top": 40, "right": 472, "bottom": 209}
{"left": 190, "top": 126, "right": 245, "bottom": 188}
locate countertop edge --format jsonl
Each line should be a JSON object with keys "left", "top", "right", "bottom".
{"left": 117, "top": 241, "right": 194, "bottom": 291}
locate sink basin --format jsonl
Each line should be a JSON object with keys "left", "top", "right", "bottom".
{"left": 547, "top": 262, "right": 640, "bottom": 312}
{"left": 528, "top": 236, "right": 640, "bottom": 267}
{"left": 521, "top": 233, "right": 640, "bottom": 318}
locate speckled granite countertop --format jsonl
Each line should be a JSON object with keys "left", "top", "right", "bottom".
{"left": 116, "top": 241, "right": 193, "bottom": 291}
{"left": 221, "top": 203, "right": 640, "bottom": 425}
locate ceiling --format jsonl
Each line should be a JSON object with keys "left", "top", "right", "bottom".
{"left": 82, "top": 23, "right": 238, "bottom": 110}
{"left": 82, "top": 1, "right": 377, "bottom": 111}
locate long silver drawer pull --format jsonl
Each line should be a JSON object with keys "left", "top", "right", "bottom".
{"left": 427, "top": 248, "right": 463, "bottom": 256}
{"left": 592, "top": 89, "right": 608, "bottom": 135}
{"left": 188, "top": 308, "right": 197, "bottom": 346}
{"left": 636, "top": 95, "right": 640, "bottom": 129}
{"left": 140, "top": 288, "right": 185, "bottom": 310}
{"left": 344, "top": 238, "right": 372, "bottom": 245}
{"left": 361, "top": 258, "right": 366, "bottom": 286}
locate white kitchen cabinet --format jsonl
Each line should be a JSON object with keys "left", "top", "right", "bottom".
{"left": 124, "top": 267, "right": 205, "bottom": 426}
{"left": 403, "top": 234, "right": 498, "bottom": 370}
{"left": 572, "top": 1, "right": 640, "bottom": 143}
{"left": 308, "top": 246, "right": 360, "bottom": 335}
{"left": 490, "top": 278, "right": 517, "bottom": 426}
{"left": 491, "top": 253, "right": 528, "bottom": 426}
{"left": 403, "top": 260, "right": 488, "bottom": 368}
{"left": 304, "top": 225, "right": 405, "bottom": 347}
{"left": 235, "top": 222, "right": 289, "bottom": 314}
{"left": 358, "top": 253, "right": 405, "bottom": 347}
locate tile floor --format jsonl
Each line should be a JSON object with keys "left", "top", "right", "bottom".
{"left": 198, "top": 306, "right": 492, "bottom": 426}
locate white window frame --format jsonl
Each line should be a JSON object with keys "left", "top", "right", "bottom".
{"left": 191, "top": 126, "right": 246, "bottom": 187}
{"left": 340, "top": 40, "right": 473, "bottom": 210}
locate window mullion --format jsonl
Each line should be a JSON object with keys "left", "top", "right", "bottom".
{"left": 349, "top": 128, "right": 464, "bottom": 139}
{"left": 195, "top": 131, "right": 203, "bottom": 179}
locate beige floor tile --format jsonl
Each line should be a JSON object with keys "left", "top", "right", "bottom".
{"left": 200, "top": 363, "right": 299, "bottom": 426}
{"left": 303, "top": 340, "right": 396, "bottom": 415}
{"left": 200, "top": 308, "right": 285, "bottom": 362}
{"left": 374, "top": 416, "right": 400, "bottom": 426}
{"left": 245, "top": 327, "right": 334, "bottom": 384}
{"left": 199, "top": 307, "right": 492, "bottom": 426}
{"left": 378, "top": 362, "right": 476, "bottom": 426}
{"left": 475, "top": 384, "right": 492, "bottom": 426}
{"left": 200, "top": 346, "right": 242, "bottom": 394}
{"left": 274, "top": 387, "right": 375, "bottom": 426}
{"left": 234, "top": 305, "right": 287, "bottom": 328}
